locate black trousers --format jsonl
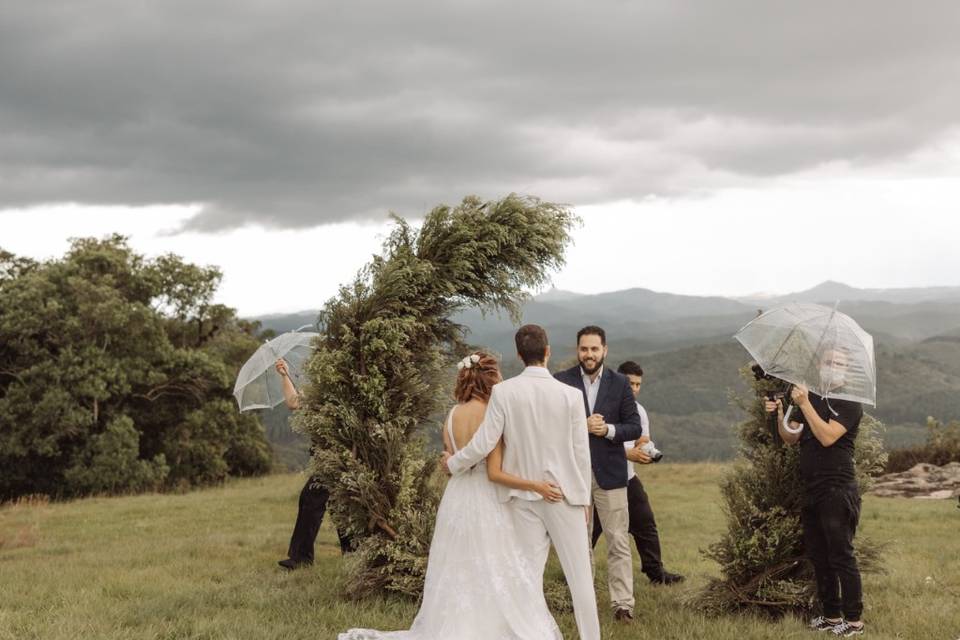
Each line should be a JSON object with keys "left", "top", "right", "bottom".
{"left": 801, "top": 486, "right": 863, "bottom": 621}
{"left": 287, "top": 477, "right": 352, "bottom": 563}
{"left": 591, "top": 475, "right": 664, "bottom": 579}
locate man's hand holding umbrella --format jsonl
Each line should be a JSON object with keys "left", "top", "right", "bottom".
{"left": 275, "top": 358, "right": 301, "bottom": 410}
{"left": 764, "top": 395, "right": 801, "bottom": 444}
{"left": 232, "top": 328, "right": 317, "bottom": 412}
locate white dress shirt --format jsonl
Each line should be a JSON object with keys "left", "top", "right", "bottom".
{"left": 580, "top": 366, "right": 618, "bottom": 441}
{"left": 625, "top": 402, "right": 650, "bottom": 481}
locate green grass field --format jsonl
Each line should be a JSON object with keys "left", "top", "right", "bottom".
{"left": 2, "top": 464, "right": 958, "bottom": 640}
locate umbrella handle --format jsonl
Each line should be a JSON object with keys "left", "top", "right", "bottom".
{"left": 782, "top": 405, "right": 803, "bottom": 434}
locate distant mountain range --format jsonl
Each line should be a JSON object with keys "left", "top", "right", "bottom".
{"left": 736, "top": 280, "right": 960, "bottom": 306}
{"left": 253, "top": 281, "right": 960, "bottom": 462}
{"left": 256, "top": 281, "right": 960, "bottom": 345}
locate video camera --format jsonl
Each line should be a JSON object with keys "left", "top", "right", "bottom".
{"left": 751, "top": 363, "right": 792, "bottom": 437}
{"left": 639, "top": 440, "right": 663, "bottom": 463}
{"left": 751, "top": 363, "right": 789, "bottom": 401}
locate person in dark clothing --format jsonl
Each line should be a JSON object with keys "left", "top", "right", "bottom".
{"left": 275, "top": 358, "right": 352, "bottom": 570}
{"left": 283, "top": 478, "right": 353, "bottom": 567}
{"left": 766, "top": 348, "right": 866, "bottom": 637}
{"left": 590, "top": 361, "right": 684, "bottom": 586}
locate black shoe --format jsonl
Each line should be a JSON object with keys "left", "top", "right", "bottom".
{"left": 277, "top": 558, "right": 312, "bottom": 570}
{"left": 649, "top": 571, "right": 685, "bottom": 585}
{"left": 613, "top": 608, "right": 633, "bottom": 624}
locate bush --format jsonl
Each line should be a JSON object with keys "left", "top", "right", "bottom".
{"left": 63, "top": 416, "right": 169, "bottom": 494}
{"left": 885, "top": 417, "right": 960, "bottom": 473}
{"left": 0, "top": 237, "right": 271, "bottom": 499}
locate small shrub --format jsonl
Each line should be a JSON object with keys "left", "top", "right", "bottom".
{"left": 885, "top": 417, "right": 960, "bottom": 473}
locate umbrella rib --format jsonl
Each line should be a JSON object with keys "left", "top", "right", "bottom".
{"left": 767, "top": 323, "right": 802, "bottom": 373}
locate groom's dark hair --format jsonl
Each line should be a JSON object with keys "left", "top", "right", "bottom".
{"left": 515, "top": 324, "right": 549, "bottom": 365}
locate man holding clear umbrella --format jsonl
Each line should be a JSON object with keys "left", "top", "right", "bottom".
{"left": 737, "top": 302, "right": 874, "bottom": 637}
{"left": 275, "top": 358, "right": 352, "bottom": 569}
{"left": 232, "top": 328, "right": 353, "bottom": 568}
{"left": 766, "top": 347, "right": 865, "bottom": 637}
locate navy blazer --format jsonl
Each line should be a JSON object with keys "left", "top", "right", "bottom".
{"left": 554, "top": 365, "right": 643, "bottom": 490}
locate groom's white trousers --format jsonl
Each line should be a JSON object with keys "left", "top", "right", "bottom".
{"left": 510, "top": 499, "right": 600, "bottom": 640}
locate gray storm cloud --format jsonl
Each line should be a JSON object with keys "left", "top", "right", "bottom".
{"left": 1, "top": 0, "right": 958, "bottom": 230}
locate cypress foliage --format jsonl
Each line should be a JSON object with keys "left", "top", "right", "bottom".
{"left": 295, "top": 194, "right": 577, "bottom": 598}
{"left": 690, "top": 366, "right": 887, "bottom": 616}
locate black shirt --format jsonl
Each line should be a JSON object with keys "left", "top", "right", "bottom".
{"left": 796, "top": 392, "right": 863, "bottom": 504}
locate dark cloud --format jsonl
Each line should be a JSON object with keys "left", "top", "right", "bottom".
{"left": 2, "top": 0, "right": 959, "bottom": 229}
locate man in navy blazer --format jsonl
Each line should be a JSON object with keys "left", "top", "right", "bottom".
{"left": 555, "top": 325, "right": 642, "bottom": 623}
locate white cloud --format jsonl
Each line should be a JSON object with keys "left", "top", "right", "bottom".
{"left": 0, "top": 204, "right": 390, "bottom": 317}
{"left": 554, "top": 163, "right": 960, "bottom": 298}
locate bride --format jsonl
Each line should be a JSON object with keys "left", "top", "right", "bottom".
{"left": 339, "top": 352, "right": 564, "bottom": 640}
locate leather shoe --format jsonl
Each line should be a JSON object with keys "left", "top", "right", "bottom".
{"left": 613, "top": 608, "right": 633, "bottom": 623}
{"left": 649, "top": 571, "right": 685, "bottom": 585}
{"left": 277, "top": 558, "right": 312, "bottom": 570}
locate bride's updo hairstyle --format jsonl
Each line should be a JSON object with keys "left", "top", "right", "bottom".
{"left": 454, "top": 351, "right": 500, "bottom": 403}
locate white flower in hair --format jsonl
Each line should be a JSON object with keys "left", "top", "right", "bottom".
{"left": 457, "top": 354, "right": 482, "bottom": 370}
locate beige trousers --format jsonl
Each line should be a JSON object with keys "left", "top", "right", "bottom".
{"left": 588, "top": 475, "right": 635, "bottom": 613}
{"left": 512, "top": 499, "right": 600, "bottom": 640}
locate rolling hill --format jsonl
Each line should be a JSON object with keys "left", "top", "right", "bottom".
{"left": 252, "top": 281, "right": 960, "bottom": 460}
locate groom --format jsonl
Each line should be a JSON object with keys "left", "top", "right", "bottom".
{"left": 443, "top": 324, "right": 600, "bottom": 640}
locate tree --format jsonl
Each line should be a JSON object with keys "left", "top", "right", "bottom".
{"left": 690, "top": 366, "right": 887, "bottom": 616}
{"left": 0, "top": 235, "right": 271, "bottom": 499}
{"left": 296, "top": 194, "right": 577, "bottom": 598}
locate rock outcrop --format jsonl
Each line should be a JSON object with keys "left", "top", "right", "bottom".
{"left": 869, "top": 462, "right": 960, "bottom": 499}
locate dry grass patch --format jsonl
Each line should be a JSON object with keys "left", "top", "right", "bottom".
{"left": 0, "top": 494, "right": 49, "bottom": 550}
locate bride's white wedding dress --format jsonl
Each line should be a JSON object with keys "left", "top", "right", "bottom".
{"left": 339, "top": 407, "right": 562, "bottom": 640}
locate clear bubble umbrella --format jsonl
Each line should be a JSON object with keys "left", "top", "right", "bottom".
{"left": 734, "top": 302, "right": 876, "bottom": 433}
{"left": 233, "top": 328, "right": 318, "bottom": 411}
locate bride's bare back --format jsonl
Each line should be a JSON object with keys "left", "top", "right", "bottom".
{"left": 449, "top": 399, "right": 487, "bottom": 451}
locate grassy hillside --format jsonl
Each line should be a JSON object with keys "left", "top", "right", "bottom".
{"left": 2, "top": 468, "right": 958, "bottom": 639}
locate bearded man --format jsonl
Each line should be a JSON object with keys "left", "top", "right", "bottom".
{"left": 555, "top": 326, "right": 642, "bottom": 623}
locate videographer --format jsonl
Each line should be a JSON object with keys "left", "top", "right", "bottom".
{"left": 765, "top": 348, "right": 865, "bottom": 637}
{"left": 590, "top": 361, "right": 684, "bottom": 586}
{"left": 275, "top": 358, "right": 352, "bottom": 570}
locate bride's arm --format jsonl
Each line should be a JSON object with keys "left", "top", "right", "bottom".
{"left": 486, "top": 439, "right": 563, "bottom": 502}
{"left": 442, "top": 418, "right": 453, "bottom": 455}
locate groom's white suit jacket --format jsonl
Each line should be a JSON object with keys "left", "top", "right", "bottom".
{"left": 446, "top": 366, "right": 593, "bottom": 506}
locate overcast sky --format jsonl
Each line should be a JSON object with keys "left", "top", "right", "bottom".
{"left": 3, "top": 1, "right": 960, "bottom": 316}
